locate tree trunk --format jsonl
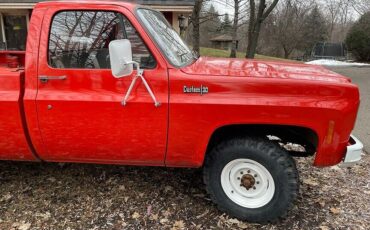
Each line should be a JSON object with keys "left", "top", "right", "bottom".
{"left": 247, "top": 0, "right": 265, "bottom": 58}
{"left": 246, "top": 0, "right": 256, "bottom": 57}
{"left": 246, "top": 20, "right": 262, "bottom": 58}
{"left": 246, "top": 0, "right": 280, "bottom": 59}
{"left": 230, "top": 0, "right": 240, "bottom": 58}
{"left": 191, "top": 0, "right": 203, "bottom": 54}
{"left": 283, "top": 46, "right": 292, "bottom": 59}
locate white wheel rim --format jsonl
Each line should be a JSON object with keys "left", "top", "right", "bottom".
{"left": 221, "top": 159, "right": 275, "bottom": 209}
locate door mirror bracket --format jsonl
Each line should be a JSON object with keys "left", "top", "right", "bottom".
{"left": 109, "top": 39, "right": 160, "bottom": 107}
{"left": 121, "top": 61, "right": 161, "bottom": 108}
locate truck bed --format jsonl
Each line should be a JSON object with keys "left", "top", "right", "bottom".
{"left": 0, "top": 51, "right": 35, "bottom": 161}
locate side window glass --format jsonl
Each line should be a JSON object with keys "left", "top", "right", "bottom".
{"left": 48, "top": 11, "right": 156, "bottom": 69}
{"left": 122, "top": 18, "right": 156, "bottom": 69}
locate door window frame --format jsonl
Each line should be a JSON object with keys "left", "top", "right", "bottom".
{"left": 47, "top": 9, "right": 157, "bottom": 70}
{"left": 38, "top": 3, "right": 169, "bottom": 79}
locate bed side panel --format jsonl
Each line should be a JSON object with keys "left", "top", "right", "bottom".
{"left": 0, "top": 69, "right": 36, "bottom": 161}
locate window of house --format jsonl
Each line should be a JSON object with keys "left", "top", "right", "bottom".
{"left": 2, "top": 15, "right": 28, "bottom": 50}
{"left": 48, "top": 11, "right": 155, "bottom": 69}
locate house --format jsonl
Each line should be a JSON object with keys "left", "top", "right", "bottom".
{"left": 0, "top": 0, "right": 194, "bottom": 50}
{"left": 210, "top": 35, "right": 238, "bottom": 51}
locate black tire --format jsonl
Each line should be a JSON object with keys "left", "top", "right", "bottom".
{"left": 203, "top": 137, "right": 299, "bottom": 223}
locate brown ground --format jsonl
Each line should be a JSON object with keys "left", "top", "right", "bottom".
{"left": 1, "top": 153, "right": 369, "bottom": 230}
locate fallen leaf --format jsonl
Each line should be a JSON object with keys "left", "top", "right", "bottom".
{"left": 147, "top": 205, "right": 152, "bottom": 216}
{"left": 1, "top": 194, "right": 12, "bottom": 202}
{"left": 238, "top": 222, "right": 250, "bottom": 229}
{"left": 196, "top": 210, "right": 209, "bottom": 219}
{"left": 193, "top": 194, "right": 205, "bottom": 198}
{"left": 164, "top": 186, "right": 173, "bottom": 193}
{"left": 217, "top": 219, "right": 224, "bottom": 228}
{"left": 314, "top": 199, "right": 326, "bottom": 208}
{"left": 47, "top": 177, "right": 56, "bottom": 182}
{"left": 38, "top": 212, "right": 51, "bottom": 220}
{"left": 132, "top": 212, "right": 140, "bottom": 219}
{"left": 106, "top": 178, "right": 115, "bottom": 184}
{"left": 227, "top": 218, "right": 240, "bottom": 224}
{"left": 160, "top": 218, "right": 169, "bottom": 224}
{"left": 18, "top": 223, "right": 31, "bottom": 230}
{"left": 172, "top": 220, "right": 185, "bottom": 229}
{"left": 162, "top": 210, "right": 171, "bottom": 218}
{"left": 303, "top": 178, "right": 319, "bottom": 186}
{"left": 330, "top": 207, "right": 341, "bottom": 215}
{"left": 320, "top": 225, "right": 330, "bottom": 230}
{"left": 330, "top": 165, "right": 341, "bottom": 171}
{"left": 151, "top": 213, "right": 159, "bottom": 220}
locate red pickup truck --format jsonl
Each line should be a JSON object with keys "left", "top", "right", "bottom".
{"left": 0, "top": 0, "right": 363, "bottom": 223}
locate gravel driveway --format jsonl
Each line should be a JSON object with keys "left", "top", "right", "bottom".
{"left": 0, "top": 66, "right": 369, "bottom": 230}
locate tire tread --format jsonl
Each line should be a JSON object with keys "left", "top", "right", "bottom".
{"left": 203, "top": 137, "right": 299, "bottom": 223}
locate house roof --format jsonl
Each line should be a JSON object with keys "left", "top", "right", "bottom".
{"left": 0, "top": 0, "right": 195, "bottom": 5}
{"left": 0, "top": 0, "right": 195, "bottom": 11}
{"left": 210, "top": 35, "right": 238, "bottom": 42}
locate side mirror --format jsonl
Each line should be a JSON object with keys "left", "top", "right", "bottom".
{"left": 109, "top": 39, "right": 133, "bottom": 78}
{"left": 110, "top": 40, "right": 160, "bottom": 107}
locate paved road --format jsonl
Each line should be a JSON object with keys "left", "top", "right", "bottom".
{"left": 328, "top": 66, "right": 370, "bottom": 152}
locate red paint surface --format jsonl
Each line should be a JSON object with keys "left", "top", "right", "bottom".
{"left": 0, "top": 68, "right": 35, "bottom": 160}
{"left": 0, "top": 0, "right": 361, "bottom": 167}
{"left": 182, "top": 57, "right": 352, "bottom": 83}
{"left": 0, "top": 51, "right": 25, "bottom": 67}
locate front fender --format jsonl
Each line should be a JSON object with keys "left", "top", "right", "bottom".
{"left": 165, "top": 69, "right": 359, "bottom": 168}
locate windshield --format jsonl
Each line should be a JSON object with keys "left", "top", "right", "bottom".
{"left": 137, "top": 8, "right": 195, "bottom": 67}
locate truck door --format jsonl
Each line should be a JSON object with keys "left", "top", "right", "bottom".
{"left": 35, "top": 6, "right": 168, "bottom": 165}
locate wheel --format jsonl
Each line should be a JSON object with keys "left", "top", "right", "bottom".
{"left": 203, "top": 137, "right": 299, "bottom": 223}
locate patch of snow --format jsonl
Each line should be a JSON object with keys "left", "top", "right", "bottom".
{"left": 306, "top": 59, "right": 370, "bottom": 67}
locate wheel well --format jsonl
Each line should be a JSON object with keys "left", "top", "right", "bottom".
{"left": 206, "top": 124, "right": 319, "bottom": 157}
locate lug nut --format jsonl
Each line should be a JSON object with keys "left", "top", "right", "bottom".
{"left": 257, "top": 181, "right": 260, "bottom": 184}
{"left": 237, "top": 177, "right": 241, "bottom": 180}
{"left": 253, "top": 186, "right": 256, "bottom": 190}
{"left": 247, "top": 170, "right": 251, "bottom": 173}
{"left": 240, "top": 171, "right": 243, "bottom": 175}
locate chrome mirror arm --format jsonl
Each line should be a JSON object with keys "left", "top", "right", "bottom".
{"left": 121, "top": 74, "right": 139, "bottom": 107}
{"left": 121, "top": 61, "right": 161, "bottom": 107}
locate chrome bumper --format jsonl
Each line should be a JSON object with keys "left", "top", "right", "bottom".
{"left": 341, "top": 135, "right": 363, "bottom": 167}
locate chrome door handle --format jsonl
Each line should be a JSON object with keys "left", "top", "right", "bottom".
{"left": 39, "top": 75, "right": 67, "bottom": 83}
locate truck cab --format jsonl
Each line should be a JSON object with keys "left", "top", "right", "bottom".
{"left": 0, "top": 0, "right": 363, "bottom": 223}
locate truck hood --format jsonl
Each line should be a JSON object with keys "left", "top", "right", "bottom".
{"left": 181, "top": 57, "right": 351, "bottom": 83}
